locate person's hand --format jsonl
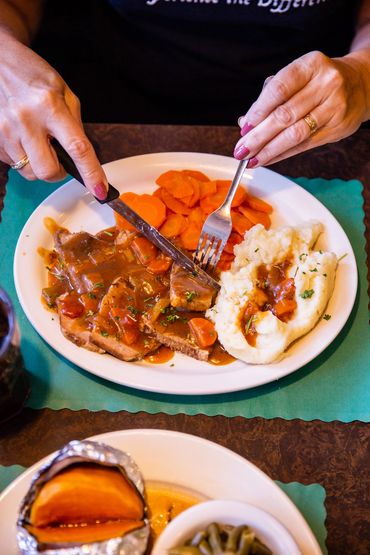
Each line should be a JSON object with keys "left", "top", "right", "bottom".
{"left": 234, "top": 50, "right": 370, "bottom": 167}
{"left": 0, "top": 34, "right": 108, "bottom": 199}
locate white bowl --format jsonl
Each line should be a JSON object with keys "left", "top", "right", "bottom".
{"left": 152, "top": 499, "right": 301, "bottom": 555}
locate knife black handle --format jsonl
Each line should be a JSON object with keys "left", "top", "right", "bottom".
{"left": 50, "top": 138, "right": 120, "bottom": 203}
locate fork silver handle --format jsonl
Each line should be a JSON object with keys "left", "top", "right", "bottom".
{"left": 221, "top": 159, "right": 249, "bottom": 212}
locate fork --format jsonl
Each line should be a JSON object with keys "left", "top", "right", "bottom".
{"left": 194, "top": 159, "right": 249, "bottom": 273}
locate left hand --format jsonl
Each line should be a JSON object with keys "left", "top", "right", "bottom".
{"left": 234, "top": 50, "right": 370, "bottom": 167}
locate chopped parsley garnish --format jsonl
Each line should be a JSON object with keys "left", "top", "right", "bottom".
{"left": 299, "top": 253, "right": 307, "bottom": 261}
{"left": 166, "top": 313, "right": 180, "bottom": 323}
{"left": 293, "top": 266, "right": 299, "bottom": 278}
{"left": 310, "top": 268, "right": 318, "bottom": 272}
{"left": 185, "top": 290, "right": 197, "bottom": 302}
{"left": 94, "top": 282, "right": 104, "bottom": 288}
{"left": 127, "top": 305, "right": 139, "bottom": 315}
{"left": 88, "top": 292, "right": 97, "bottom": 299}
{"left": 338, "top": 253, "right": 348, "bottom": 262}
{"left": 100, "top": 330, "right": 109, "bottom": 337}
{"left": 170, "top": 363, "right": 175, "bottom": 367}
{"left": 103, "top": 230, "right": 113, "bottom": 236}
{"left": 323, "top": 314, "right": 331, "bottom": 320}
{"left": 245, "top": 315, "right": 257, "bottom": 335}
{"left": 300, "top": 289, "right": 314, "bottom": 299}
{"left": 144, "top": 297, "right": 153, "bottom": 303}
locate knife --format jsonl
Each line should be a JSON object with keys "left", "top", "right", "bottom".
{"left": 51, "top": 139, "right": 220, "bottom": 291}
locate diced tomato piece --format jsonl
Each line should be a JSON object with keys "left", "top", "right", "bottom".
{"left": 60, "top": 293, "right": 84, "bottom": 319}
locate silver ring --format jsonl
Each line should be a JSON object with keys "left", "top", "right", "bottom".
{"left": 10, "top": 154, "right": 30, "bottom": 170}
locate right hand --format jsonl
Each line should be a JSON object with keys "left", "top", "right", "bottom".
{"left": 0, "top": 35, "right": 108, "bottom": 199}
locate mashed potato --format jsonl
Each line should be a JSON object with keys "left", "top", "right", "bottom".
{"left": 207, "top": 221, "right": 337, "bottom": 364}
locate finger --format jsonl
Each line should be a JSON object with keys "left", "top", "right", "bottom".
{"left": 48, "top": 116, "right": 108, "bottom": 200}
{"left": 243, "top": 54, "right": 316, "bottom": 127}
{"left": 64, "top": 87, "right": 83, "bottom": 126}
{"left": 265, "top": 132, "right": 327, "bottom": 166}
{"left": 4, "top": 143, "right": 37, "bottom": 180}
{"left": 21, "top": 134, "right": 67, "bottom": 182}
{"left": 237, "top": 106, "right": 327, "bottom": 168}
{"left": 238, "top": 75, "right": 274, "bottom": 131}
{"left": 234, "top": 81, "right": 321, "bottom": 160}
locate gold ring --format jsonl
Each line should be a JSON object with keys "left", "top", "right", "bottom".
{"left": 10, "top": 154, "right": 29, "bottom": 170}
{"left": 303, "top": 113, "right": 318, "bottom": 136}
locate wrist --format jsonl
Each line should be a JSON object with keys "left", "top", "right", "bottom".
{"left": 341, "top": 50, "right": 370, "bottom": 122}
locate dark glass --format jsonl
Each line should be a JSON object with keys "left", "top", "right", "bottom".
{"left": 0, "top": 287, "right": 29, "bottom": 423}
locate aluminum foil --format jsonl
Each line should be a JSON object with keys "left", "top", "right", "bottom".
{"left": 17, "top": 439, "right": 150, "bottom": 555}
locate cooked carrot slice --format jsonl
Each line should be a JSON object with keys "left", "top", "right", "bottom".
{"left": 186, "top": 177, "right": 200, "bottom": 207}
{"left": 199, "top": 180, "right": 217, "bottom": 199}
{"left": 188, "top": 318, "right": 218, "bottom": 348}
{"left": 224, "top": 232, "right": 243, "bottom": 254}
{"left": 231, "top": 211, "right": 253, "bottom": 236}
{"left": 146, "top": 254, "right": 173, "bottom": 274}
{"left": 114, "top": 192, "right": 139, "bottom": 231}
{"left": 238, "top": 204, "right": 271, "bottom": 229}
{"left": 182, "top": 169, "right": 210, "bottom": 182}
{"left": 152, "top": 188, "right": 163, "bottom": 199}
{"left": 244, "top": 193, "right": 273, "bottom": 214}
{"left": 216, "top": 254, "right": 233, "bottom": 272}
{"left": 160, "top": 188, "right": 191, "bottom": 215}
{"left": 131, "top": 237, "right": 158, "bottom": 266}
{"left": 80, "top": 293, "right": 99, "bottom": 314}
{"left": 155, "top": 170, "right": 194, "bottom": 199}
{"left": 180, "top": 225, "right": 202, "bottom": 250}
{"left": 200, "top": 190, "right": 226, "bottom": 214}
{"left": 188, "top": 206, "right": 206, "bottom": 227}
{"left": 217, "top": 181, "right": 247, "bottom": 207}
{"left": 115, "top": 193, "right": 166, "bottom": 231}
{"left": 131, "top": 194, "right": 166, "bottom": 228}
{"left": 159, "top": 213, "right": 187, "bottom": 238}
{"left": 110, "top": 307, "right": 140, "bottom": 345}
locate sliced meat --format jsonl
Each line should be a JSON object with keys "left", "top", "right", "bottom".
{"left": 56, "top": 294, "right": 104, "bottom": 353}
{"left": 53, "top": 230, "right": 118, "bottom": 294}
{"left": 169, "top": 264, "right": 216, "bottom": 311}
{"left": 91, "top": 278, "right": 159, "bottom": 361}
{"left": 145, "top": 306, "right": 209, "bottom": 362}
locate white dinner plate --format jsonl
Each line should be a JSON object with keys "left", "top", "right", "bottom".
{"left": 14, "top": 152, "right": 357, "bottom": 395}
{"left": 0, "top": 429, "right": 322, "bottom": 554}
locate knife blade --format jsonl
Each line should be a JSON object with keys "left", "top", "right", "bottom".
{"left": 51, "top": 139, "right": 220, "bottom": 291}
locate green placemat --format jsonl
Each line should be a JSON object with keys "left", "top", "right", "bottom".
{"left": 0, "top": 172, "right": 368, "bottom": 421}
{"left": 0, "top": 465, "right": 327, "bottom": 554}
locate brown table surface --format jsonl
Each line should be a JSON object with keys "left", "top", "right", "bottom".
{"left": 0, "top": 124, "right": 369, "bottom": 554}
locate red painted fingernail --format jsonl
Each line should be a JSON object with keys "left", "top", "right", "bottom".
{"left": 241, "top": 122, "right": 254, "bottom": 136}
{"left": 234, "top": 145, "right": 250, "bottom": 160}
{"left": 248, "top": 157, "right": 259, "bottom": 169}
{"left": 94, "top": 183, "right": 107, "bottom": 200}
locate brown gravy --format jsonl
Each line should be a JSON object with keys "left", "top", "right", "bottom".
{"left": 40, "top": 220, "right": 235, "bottom": 365}
{"left": 241, "top": 260, "right": 297, "bottom": 346}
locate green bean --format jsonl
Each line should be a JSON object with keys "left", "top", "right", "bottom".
{"left": 198, "top": 539, "right": 213, "bottom": 555}
{"left": 225, "top": 525, "right": 247, "bottom": 551}
{"left": 191, "top": 530, "right": 208, "bottom": 546}
{"left": 236, "top": 529, "right": 255, "bottom": 555}
{"left": 169, "top": 521, "right": 272, "bottom": 555}
{"left": 208, "top": 523, "right": 224, "bottom": 555}
{"left": 250, "top": 538, "right": 273, "bottom": 555}
{"left": 169, "top": 547, "right": 201, "bottom": 555}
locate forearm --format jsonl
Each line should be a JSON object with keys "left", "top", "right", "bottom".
{"left": 0, "top": 0, "right": 44, "bottom": 44}
{"left": 343, "top": 0, "right": 370, "bottom": 120}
